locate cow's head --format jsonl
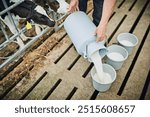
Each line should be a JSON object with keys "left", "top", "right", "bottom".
{"left": 31, "top": 11, "right": 55, "bottom": 27}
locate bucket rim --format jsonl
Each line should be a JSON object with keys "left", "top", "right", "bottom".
{"left": 117, "top": 33, "right": 138, "bottom": 47}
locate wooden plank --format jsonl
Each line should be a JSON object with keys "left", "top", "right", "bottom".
{"left": 49, "top": 36, "right": 72, "bottom": 62}
{"left": 44, "top": 67, "right": 94, "bottom": 100}
{"left": 145, "top": 80, "right": 150, "bottom": 99}
{"left": 117, "top": 0, "right": 126, "bottom": 9}
{"left": 47, "top": 79, "right": 74, "bottom": 100}
{"left": 67, "top": 71, "right": 94, "bottom": 100}
{"left": 24, "top": 71, "right": 61, "bottom": 100}
{"left": 3, "top": 70, "right": 47, "bottom": 99}
{"left": 96, "top": 0, "right": 149, "bottom": 100}
{"left": 56, "top": 47, "right": 78, "bottom": 69}
{"left": 70, "top": 57, "right": 90, "bottom": 77}
{"left": 139, "top": 70, "right": 150, "bottom": 100}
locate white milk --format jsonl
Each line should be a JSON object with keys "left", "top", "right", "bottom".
{"left": 120, "top": 40, "right": 133, "bottom": 46}
{"left": 93, "top": 72, "right": 112, "bottom": 84}
{"left": 107, "top": 52, "right": 124, "bottom": 61}
{"left": 91, "top": 51, "right": 112, "bottom": 84}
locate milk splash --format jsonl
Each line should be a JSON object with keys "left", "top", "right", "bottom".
{"left": 90, "top": 51, "right": 112, "bottom": 84}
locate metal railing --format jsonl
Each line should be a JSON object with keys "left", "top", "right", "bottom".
{"left": 0, "top": 0, "right": 67, "bottom": 70}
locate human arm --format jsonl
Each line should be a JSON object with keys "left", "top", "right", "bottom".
{"left": 96, "top": 0, "right": 116, "bottom": 42}
{"left": 68, "top": 0, "right": 79, "bottom": 12}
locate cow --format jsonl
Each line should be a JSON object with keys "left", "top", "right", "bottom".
{"left": 0, "top": 0, "right": 69, "bottom": 43}
{"left": 0, "top": 0, "right": 59, "bottom": 43}
{"left": 33, "top": 0, "right": 69, "bottom": 14}
{"left": 32, "top": 0, "right": 69, "bottom": 21}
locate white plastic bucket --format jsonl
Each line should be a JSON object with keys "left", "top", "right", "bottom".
{"left": 106, "top": 45, "right": 128, "bottom": 70}
{"left": 117, "top": 33, "right": 138, "bottom": 55}
{"left": 91, "top": 64, "right": 116, "bottom": 92}
{"left": 64, "top": 11, "right": 107, "bottom": 59}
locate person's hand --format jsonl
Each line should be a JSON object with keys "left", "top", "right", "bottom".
{"left": 68, "top": 0, "right": 79, "bottom": 13}
{"left": 95, "top": 23, "right": 107, "bottom": 42}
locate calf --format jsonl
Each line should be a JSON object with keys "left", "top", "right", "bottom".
{"left": 33, "top": 0, "right": 60, "bottom": 12}
{"left": 32, "top": 0, "right": 69, "bottom": 21}
{"left": 0, "top": 0, "right": 56, "bottom": 42}
{"left": 33, "top": 0, "right": 69, "bottom": 14}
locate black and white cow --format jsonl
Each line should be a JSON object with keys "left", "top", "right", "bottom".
{"left": 33, "top": 0, "right": 60, "bottom": 12}
{"left": 0, "top": 0, "right": 69, "bottom": 42}
{"left": 0, "top": 0, "right": 58, "bottom": 42}
{"left": 0, "top": 0, "right": 58, "bottom": 27}
{"left": 33, "top": 0, "right": 69, "bottom": 14}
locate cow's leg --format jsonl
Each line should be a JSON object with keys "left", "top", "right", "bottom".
{"left": 3, "top": 16, "right": 24, "bottom": 47}
{"left": 34, "top": 24, "right": 42, "bottom": 35}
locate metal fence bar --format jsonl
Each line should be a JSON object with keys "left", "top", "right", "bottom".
{"left": 0, "top": 27, "right": 50, "bottom": 69}
{"left": 0, "top": 0, "right": 67, "bottom": 70}
{"left": 0, "top": 0, "right": 24, "bottom": 16}
{"left": 0, "top": 21, "right": 9, "bottom": 41}
{"left": 2, "top": 0, "right": 20, "bottom": 33}
{"left": 0, "top": 27, "right": 26, "bottom": 49}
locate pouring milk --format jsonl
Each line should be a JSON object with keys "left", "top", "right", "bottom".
{"left": 90, "top": 51, "right": 112, "bottom": 84}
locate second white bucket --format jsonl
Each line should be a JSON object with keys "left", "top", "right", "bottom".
{"left": 117, "top": 33, "right": 138, "bottom": 55}
{"left": 91, "top": 64, "right": 116, "bottom": 92}
{"left": 64, "top": 11, "right": 107, "bottom": 60}
{"left": 106, "top": 45, "right": 128, "bottom": 70}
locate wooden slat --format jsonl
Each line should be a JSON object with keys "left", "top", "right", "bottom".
{"left": 56, "top": 47, "right": 78, "bottom": 69}
{"left": 47, "top": 79, "right": 74, "bottom": 100}
{"left": 117, "top": 0, "right": 126, "bottom": 9}
{"left": 24, "top": 71, "right": 60, "bottom": 100}
{"left": 145, "top": 79, "right": 150, "bottom": 99}
{"left": 3, "top": 71, "right": 47, "bottom": 99}
{"left": 70, "top": 57, "right": 90, "bottom": 77}
{"left": 44, "top": 68, "right": 94, "bottom": 100}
